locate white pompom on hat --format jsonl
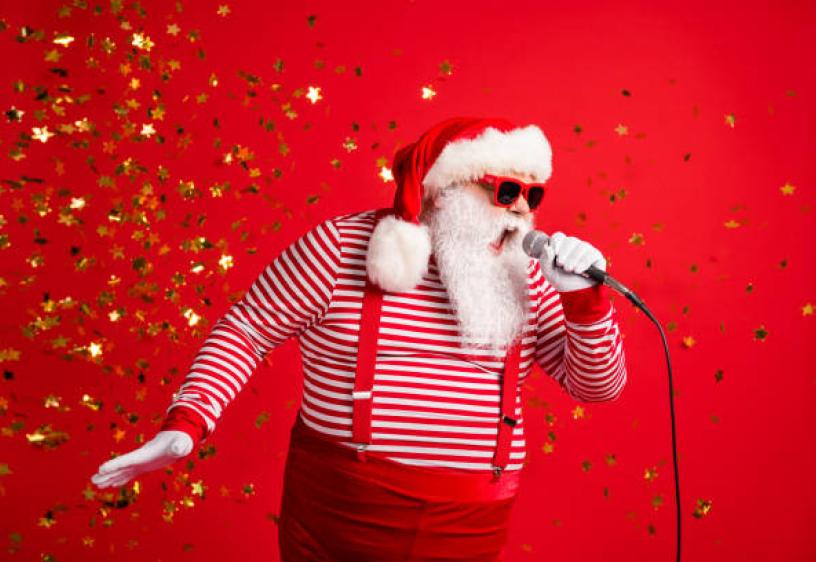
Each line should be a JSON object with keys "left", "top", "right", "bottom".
{"left": 366, "top": 116, "right": 553, "bottom": 292}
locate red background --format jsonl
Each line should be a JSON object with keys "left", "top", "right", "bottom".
{"left": 1, "top": 1, "right": 814, "bottom": 561}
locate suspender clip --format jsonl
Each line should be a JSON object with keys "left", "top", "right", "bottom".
{"left": 501, "top": 414, "right": 518, "bottom": 427}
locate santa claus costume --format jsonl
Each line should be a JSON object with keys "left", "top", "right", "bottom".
{"left": 159, "top": 117, "right": 627, "bottom": 561}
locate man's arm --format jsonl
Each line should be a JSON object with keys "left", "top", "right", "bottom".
{"left": 160, "top": 218, "right": 343, "bottom": 443}
{"left": 533, "top": 266, "right": 628, "bottom": 403}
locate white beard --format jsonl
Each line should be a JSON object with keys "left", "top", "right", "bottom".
{"left": 424, "top": 188, "right": 534, "bottom": 352}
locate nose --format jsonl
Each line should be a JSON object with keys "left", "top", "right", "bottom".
{"left": 509, "top": 193, "right": 530, "bottom": 216}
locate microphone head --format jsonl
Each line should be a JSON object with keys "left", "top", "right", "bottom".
{"left": 522, "top": 230, "right": 550, "bottom": 258}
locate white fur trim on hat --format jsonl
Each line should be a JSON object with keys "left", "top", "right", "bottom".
{"left": 422, "top": 125, "right": 552, "bottom": 196}
{"left": 366, "top": 215, "right": 432, "bottom": 292}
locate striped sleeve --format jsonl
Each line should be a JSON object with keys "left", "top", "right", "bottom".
{"left": 532, "top": 263, "right": 627, "bottom": 403}
{"left": 160, "top": 218, "right": 343, "bottom": 442}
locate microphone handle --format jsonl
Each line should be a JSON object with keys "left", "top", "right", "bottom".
{"left": 582, "top": 265, "right": 645, "bottom": 309}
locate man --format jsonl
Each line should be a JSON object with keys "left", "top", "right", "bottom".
{"left": 91, "top": 116, "right": 627, "bottom": 561}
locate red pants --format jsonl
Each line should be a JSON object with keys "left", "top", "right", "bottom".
{"left": 278, "top": 415, "right": 522, "bottom": 561}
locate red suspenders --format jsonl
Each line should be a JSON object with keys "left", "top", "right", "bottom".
{"left": 351, "top": 209, "right": 391, "bottom": 453}
{"left": 351, "top": 208, "right": 522, "bottom": 477}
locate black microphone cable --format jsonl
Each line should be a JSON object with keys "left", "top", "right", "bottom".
{"left": 523, "top": 231, "right": 682, "bottom": 562}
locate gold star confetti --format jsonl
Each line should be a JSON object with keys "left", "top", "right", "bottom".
{"left": 541, "top": 442, "right": 554, "bottom": 454}
{"left": 378, "top": 166, "right": 394, "bottom": 182}
{"left": 52, "top": 33, "right": 75, "bottom": 47}
{"left": 80, "top": 394, "right": 102, "bottom": 411}
{"left": 342, "top": 137, "right": 358, "bottom": 152}
{"left": 166, "top": 23, "right": 180, "bottom": 36}
{"left": 217, "top": 5, "right": 232, "bottom": 17}
{"left": 421, "top": 85, "right": 436, "bottom": 100}
{"left": 38, "top": 512, "right": 57, "bottom": 528}
{"left": 682, "top": 336, "right": 696, "bottom": 348}
{"left": 724, "top": 113, "right": 736, "bottom": 127}
{"left": 644, "top": 466, "right": 658, "bottom": 481}
{"left": 191, "top": 480, "right": 206, "bottom": 497}
{"left": 803, "top": 303, "right": 814, "bottom": 316}
{"left": 32, "top": 126, "right": 55, "bottom": 143}
{"left": 628, "top": 232, "right": 645, "bottom": 245}
{"left": 439, "top": 60, "right": 453, "bottom": 75}
{"left": 723, "top": 219, "right": 742, "bottom": 229}
{"left": 614, "top": 123, "right": 629, "bottom": 136}
{"left": 571, "top": 405, "right": 585, "bottom": 419}
{"left": 779, "top": 182, "right": 796, "bottom": 195}
{"left": 131, "top": 32, "right": 154, "bottom": 51}
{"left": 692, "top": 498, "right": 713, "bottom": 518}
{"left": 88, "top": 341, "right": 103, "bottom": 358}
{"left": 183, "top": 308, "right": 201, "bottom": 327}
{"left": 26, "top": 425, "right": 70, "bottom": 449}
{"left": 306, "top": 86, "right": 322, "bottom": 104}
{"left": 140, "top": 123, "right": 156, "bottom": 138}
{"left": 753, "top": 325, "right": 768, "bottom": 341}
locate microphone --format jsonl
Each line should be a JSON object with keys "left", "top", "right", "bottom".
{"left": 522, "top": 230, "right": 645, "bottom": 309}
{"left": 524, "top": 230, "right": 684, "bottom": 562}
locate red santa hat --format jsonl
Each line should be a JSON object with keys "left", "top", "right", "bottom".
{"left": 366, "top": 116, "right": 553, "bottom": 292}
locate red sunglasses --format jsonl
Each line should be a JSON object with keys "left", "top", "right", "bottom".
{"left": 477, "top": 174, "right": 546, "bottom": 211}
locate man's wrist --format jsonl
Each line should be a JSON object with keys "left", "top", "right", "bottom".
{"left": 559, "top": 283, "right": 612, "bottom": 323}
{"left": 160, "top": 406, "right": 207, "bottom": 445}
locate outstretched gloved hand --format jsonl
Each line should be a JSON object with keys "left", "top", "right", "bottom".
{"left": 91, "top": 430, "right": 193, "bottom": 489}
{"left": 539, "top": 231, "right": 607, "bottom": 292}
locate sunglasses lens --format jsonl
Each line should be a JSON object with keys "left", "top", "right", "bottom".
{"left": 497, "top": 182, "right": 521, "bottom": 205}
{"left": 527, "top": 187, "right": 545, "bottom": 210}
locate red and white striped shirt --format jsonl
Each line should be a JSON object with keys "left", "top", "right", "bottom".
{"left": 162, "top": 210, "right": 627, "bottom": 472}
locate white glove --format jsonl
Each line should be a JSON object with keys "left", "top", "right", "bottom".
{"left": 539, "top": 231, "right": 607, "bottom": 292}
{"left": 90, "top": 430, "right": 194, "bottom": 489}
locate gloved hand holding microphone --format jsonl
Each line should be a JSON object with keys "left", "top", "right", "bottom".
{"left": 529, "top": 230, "right": 607, "bottom": 292}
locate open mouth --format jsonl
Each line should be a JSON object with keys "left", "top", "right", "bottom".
{"left": 489, "top": 227, "right": 517, "bottom": 255}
